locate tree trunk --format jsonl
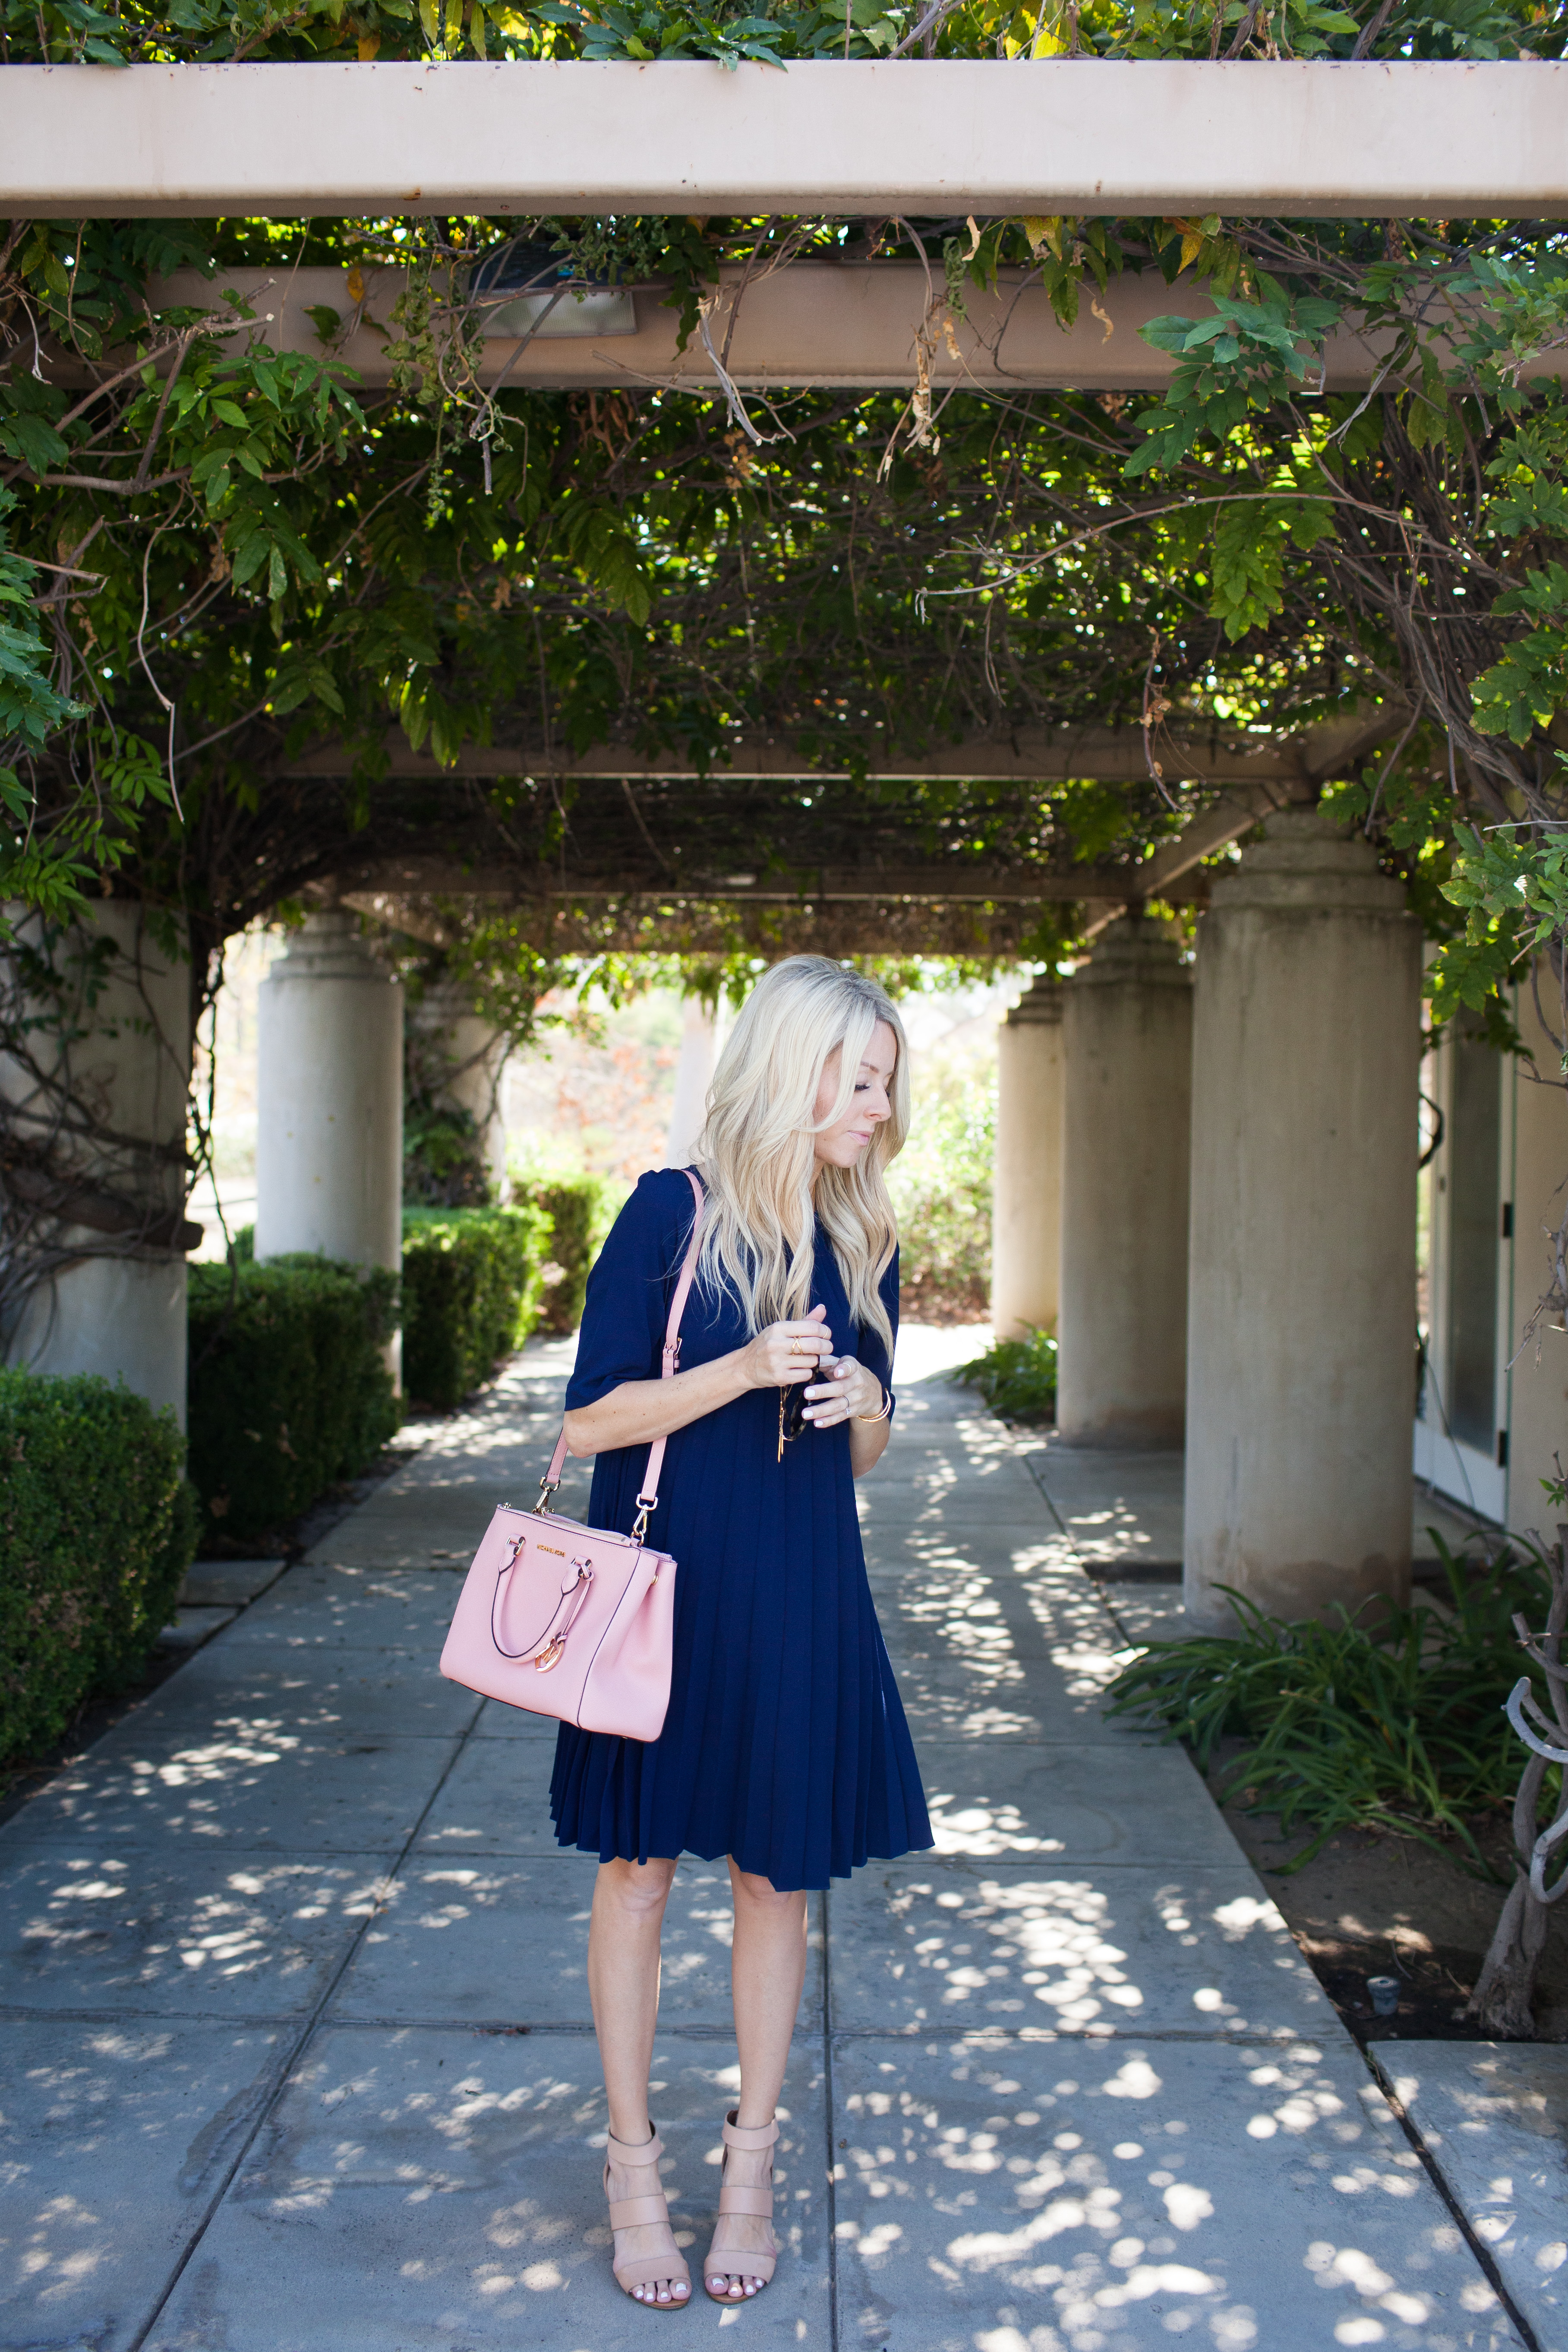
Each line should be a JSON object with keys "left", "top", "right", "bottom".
{"left": 1468, "top": 1867, "right": 1552, "bottom": 2039}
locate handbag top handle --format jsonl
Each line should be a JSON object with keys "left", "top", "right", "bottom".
{"left": 534, "top": 1167, "right": 707, "bottom": 1542}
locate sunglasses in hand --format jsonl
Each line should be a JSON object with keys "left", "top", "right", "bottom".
{"left": 777, "top": 1332, "right": 839, "bottom": 1460}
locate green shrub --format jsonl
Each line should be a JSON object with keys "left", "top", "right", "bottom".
{"left": 888, "top": 1069, "right": 994, "bottom": 1317}
{"left": 1104, "top": 1537, "right": 1561, "bottom": 1875}
{"left": 401, "top": 1202, "right": 552, "bottom": 1408}
{"left": 518, "top": 1174, "right": 623, "bottom": 1334}
{"left": 187, "top": 1256, "right": 401, "bottom": 1541}
{"left": 0, "top": 1369, "right": 197, "bottom": 1761}
{"left": 957, "top": 1326, "right": 1058, "bottom": 1422}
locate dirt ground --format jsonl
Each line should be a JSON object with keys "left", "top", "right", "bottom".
{"left": 1213, "top": 1749, "right": 1568, "bottom": 2045}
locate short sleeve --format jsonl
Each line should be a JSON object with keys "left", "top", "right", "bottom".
{"left": 564, "top": 1171, "right": 699, "bottom": 1411}
{"left": 856, "top": 1245, "right": 900, "bottom": 1420}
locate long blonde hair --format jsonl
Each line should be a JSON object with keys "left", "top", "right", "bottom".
{"left": 694, "top": 958, "right": 909, "bottom": 1355}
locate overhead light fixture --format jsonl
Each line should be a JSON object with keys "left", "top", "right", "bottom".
{"left": 468, "top": 238, "right": 637, "bottom": 340}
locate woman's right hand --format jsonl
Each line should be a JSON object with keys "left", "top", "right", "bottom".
{"left": 739, "top": 1304, "right": 834, "bottom": 1390}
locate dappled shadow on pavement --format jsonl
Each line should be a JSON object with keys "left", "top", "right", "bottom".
{"left": 0, "top": 1335, "right": 1524, "bottom": 2351}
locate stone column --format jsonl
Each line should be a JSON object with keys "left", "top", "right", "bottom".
{"left": 1185, "top": 809, "right": 1420, "bottom": 1628}
{"left": 255, "top": 913, "right": 404, "bottom": 1277}
{"left": 1057, "top": 918, "right": 1192, "bottom": 1446}
{"left": 991, "top": 975, "right": 1064, "bottom": 1340}
{"left": 665, "top": 995, "right": 719, "bottom": 1168}
{"left": 407, "top": 978, "right": 511, "bottom": 1202}
{"left": 2, "top": 901, "right": 195, "bottom": 1425}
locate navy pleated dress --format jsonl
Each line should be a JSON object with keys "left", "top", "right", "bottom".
{"left": 549, "top": 1168, "right": 933, "bottom": 1892}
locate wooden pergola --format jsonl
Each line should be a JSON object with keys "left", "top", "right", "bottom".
{"left": 3, "top": 60, "right": 1562, "bottom": 218}
{"left": 4, "top": 54, "right": 1487, "bottom": 952}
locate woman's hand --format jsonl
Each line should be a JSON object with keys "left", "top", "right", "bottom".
{"left": 738, "top": 1303, "right": 834, "bottom": 1391}
{"left": 801, "top": 1353, "right": 883, "bottom": 1429}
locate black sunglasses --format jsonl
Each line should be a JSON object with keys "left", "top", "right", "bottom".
{"left": 776, "top": 1326, "right": 824, "bottom": 1459}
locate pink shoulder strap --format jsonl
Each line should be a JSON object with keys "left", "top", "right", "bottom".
{"left": 535, "top": 1168, "right": 706, "bottom": 1530}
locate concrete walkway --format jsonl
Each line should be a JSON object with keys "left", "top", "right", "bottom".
{"left": 0, "top": 1336, "right": 1533, "bottom": 2350}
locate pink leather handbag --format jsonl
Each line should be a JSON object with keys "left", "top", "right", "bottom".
{"left": 439, "top": 1170, "right": 704, "bottom": 1743}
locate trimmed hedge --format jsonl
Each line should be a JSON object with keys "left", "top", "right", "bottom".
{"left": 187, "top": 1256, "right": 401, "bottom": 1542}
{"left": 401, "top": 1203, "right": 552, "bottom": 1409}
{"left": 0, "top": 1369, "right": 197, "bottom": 1762}
{"left": 524, "top": 1175, "right": 624, "bottom": 1334}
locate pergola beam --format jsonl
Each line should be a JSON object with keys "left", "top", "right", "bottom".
{"left": 339, "top": 887, "right": 1060, "bottom": 955}
{"left": 139, "top": 263, "right": 1568, "bottom": 396}
{"left": 3, "top": 60, "right": 1564, "bottom": 221}
{"left": 325, "top": 778, "right": 1317, "bottom": 913}
{"left": 325, "top": 717, "right": 1389, "bottom": 942}
{"left": 334, "top": 857, "right": 1137, "bottom": 902}
{"left": 284, "top": 713, "right": 1387, "bottom": 787}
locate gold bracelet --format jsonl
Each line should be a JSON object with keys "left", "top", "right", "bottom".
{"left": 855, "top": 1384, "right": 893, "bottom": 1423}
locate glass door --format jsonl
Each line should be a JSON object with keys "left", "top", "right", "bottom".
{"left": 1413, "top": 1016, "right": 1513, "bottom": 1523}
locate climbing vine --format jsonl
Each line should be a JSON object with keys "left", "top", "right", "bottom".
{"left": 5, "top": 3, "right": 1568, "bottom": 1338}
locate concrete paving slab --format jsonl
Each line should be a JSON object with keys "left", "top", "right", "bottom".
{"left": 830, "top": 1859, "right": 1332, "bottom": 2038}
{"left": 5, "top": 1730, "right": 461, "bottom": 1855}
{"left": 0, "top": 1844, "right": 385, "bottom": 2017}
{"left": 411, "top": 1732, "right": 571, "bottom": 1855}
{"left": 883, "top": 1438, "right": 1044, "bottom": 1493}
{"left": 317, "top": 1485, "right": 524, "bottom": 1570}
{"left": 1375, "top": 2042, "right": 1568, "bottom": 2349}
{"left": 1026, "top": 1443, "right": 1187, "bottom": 1571}
{"left": 874, "top": 1550, "right": 1131, "bottom": 1667}
{"left": 858, "top": 1507, "right": 1070, "bottom": 1555}
{"left": 892, "top": 1326, "right": 993, "bottom": 1384}
{"left": 887, "top": 1645, "right": 1155, "bottom": 1745}
{"left": 471, "top": 1695, "right": 575, "bottom": 1739}
{"left": 875, "top": 1574, "right": 1062, "bottom": 1666}
{"left": 145, "top": 2029, "right": 831, "bottom": 2351}
{"left": 103, "top": 1644, "right": 483, "bottom": 1745}
{"left": 864, "top": 1527, "right": 1081, "bottom": 1581}
{"left": 158, "top": 1605, "right": 241, "bottom": 1651}
{"left": 833, "top": 2032, "right": 1523, "bottom": 2351}
{"left": 180, "top": 1559, "right": 287, "bottom": 1607}
{"left": 0, "top": 2016, "right": 290, "bottom": 2352}
{"left": 219, "top": 1561, "right": 464, "bottom": 1651}
{"left": 867, "top": 1450, "right": 1045, "bottom": 1500}
{"left": 2, "top": 1331, "right": 1516, "bottom": 2352}
{"left": 331, "top": 1857, "right": 825, "bottom": 2030}
{"left": 915, "top": 1740, "right": 1245, "bottom": 1865}
{"left": 1099, "top": 1583, "right": 1199, "bottom": 1650}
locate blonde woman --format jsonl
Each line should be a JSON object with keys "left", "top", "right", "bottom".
{"left": 555, "top": 955, "right": 931, "bottom": 2312}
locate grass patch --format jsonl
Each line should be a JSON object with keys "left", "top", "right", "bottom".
{"left": 955, "top": 1326, "right": 1058, "bottom": 1423}
{"left": 1104, "top": 1537, "right": 1561, "bottom": 1876}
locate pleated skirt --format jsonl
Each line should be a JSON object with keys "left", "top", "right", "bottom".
{"left": 548, "top": 1383, "right": 931, "bottom": 1893}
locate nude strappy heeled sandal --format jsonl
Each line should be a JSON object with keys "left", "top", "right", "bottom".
{"left": 603, "top": 2123, "right": 691, "bottom": 2311}
{"left": 703, "top": 2110, "right": 779, "bottom": 2302}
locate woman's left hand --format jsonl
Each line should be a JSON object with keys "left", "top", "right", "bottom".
{"left": 801, "top": 1354, "right": 883, "bottom": 1429}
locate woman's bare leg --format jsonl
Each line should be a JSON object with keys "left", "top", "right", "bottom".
{"left": 707, "top": 1861, "right": 809, "bottom": 2301}
{"left": 587, "top": 1856, "right": 690, "bottom": 2306}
